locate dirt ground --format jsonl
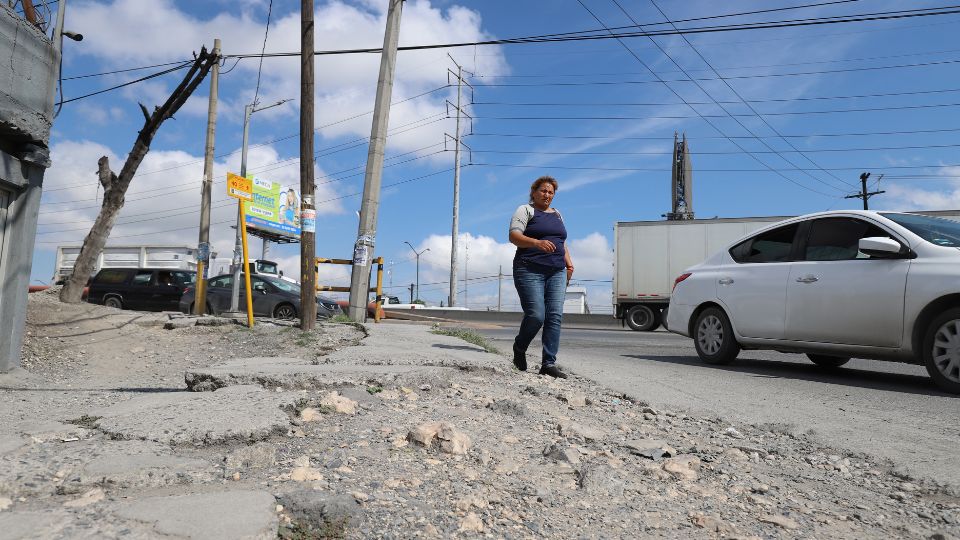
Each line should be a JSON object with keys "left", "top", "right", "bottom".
{"left": 2, "top": 288, "right": 958, "bottom": 539}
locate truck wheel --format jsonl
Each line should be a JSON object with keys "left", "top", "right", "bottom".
{"left": 625, "top": 305, "right": 660, "bottom": 331}
{"left": 806, "top": 354, "right": 850, "bottom": 368}
{"left": 694, "top": 307, "right": 740, "bottom": 365}
{"left": 922, "top": 308, "right": 960, "bottom": 394}
{"left": 104, "top": 296, "right": 123, "bottom": 309}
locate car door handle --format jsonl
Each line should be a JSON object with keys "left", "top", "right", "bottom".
{"left": 796, "top": 275, "right": 819, "bottom": 283}
{"left": 718, "top": 278, "right": 734, "bottom": 285}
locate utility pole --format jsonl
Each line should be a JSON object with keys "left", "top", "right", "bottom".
{"left": 497, "top": 264, "right": 502, "bottom": 312}
{"left": 194, "top": 38, "right": 220, "bottom": 315}
{"left": 404, "top": 241, "right": 429, "bottom": 302}
{"left": 447, "top": 54, "right": 465, "bottom": 307}
{"left": 229, "top": 99, "right": 290, "bottom": 313}
{"left": 845, "top": 172, "right": 885, "bottom": 210}
{"left": 300, "top": 0, "right": 317, "bottom": 329}
{"left": 408, "top": 283, "right": 414, "bottom": 304}
{"left": 348, "top": 0, "right": 404, "bottom": 321}
{"left": 464, "top": 242, "right": 468, "bottom": 309}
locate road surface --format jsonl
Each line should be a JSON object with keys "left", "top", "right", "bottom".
{"left": 474, "top": 325, "right": 960, "bottom": 488}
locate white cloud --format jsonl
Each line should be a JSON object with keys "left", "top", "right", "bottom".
{"left": 875, "top": 166, "right": 960, "bottom": 211}
{"left": 35, "top": 138, "right": 342, "bottom": 261}
{"left": 66, "top": 0, "right": 509, "bottom": 155}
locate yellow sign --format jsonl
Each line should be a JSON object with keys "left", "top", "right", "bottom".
{"left": 227, "top": 172, "right": 253, "bottom": 200}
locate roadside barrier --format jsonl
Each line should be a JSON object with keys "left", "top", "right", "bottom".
{"left": 315, "top": 257, "right": 384, "bottom": 322}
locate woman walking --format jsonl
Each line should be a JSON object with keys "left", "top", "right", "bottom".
{"left": 508, "top": 176, "right": 574, "bottom": 378}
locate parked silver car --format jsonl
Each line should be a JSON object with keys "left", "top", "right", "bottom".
{"left": 666, "top": 210, "right": 960, "bottom": 394}
{"left": 180, "top": 274, "right": 342, "bottom": 320}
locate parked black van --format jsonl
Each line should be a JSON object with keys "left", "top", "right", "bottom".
{"left": 87, "top": 268, "right": 196, "bottom": 312}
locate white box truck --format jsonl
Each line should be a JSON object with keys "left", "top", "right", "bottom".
{"left": 614, "top": 210, "right": 960, "bottom": 331}
{"left": 614, "top": 216, "right": 793, "bottom": 331}
{"left": 53, "top": 245, "right": 203, "bottom": 284}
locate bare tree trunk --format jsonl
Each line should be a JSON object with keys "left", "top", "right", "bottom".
{"left": 60, "top": 47, "right": 217, "bottom": 303}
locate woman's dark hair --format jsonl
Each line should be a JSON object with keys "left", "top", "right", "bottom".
{"left": 529, "top": 176, "right": 558, "bottom": 203}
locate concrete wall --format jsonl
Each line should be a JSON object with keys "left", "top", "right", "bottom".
{"left": 0, "top": 4, "right": 57, "bottom": 147}
{"left": 0, "top": 6, "right": 57, "bottom": 372}
{"left": 0, "top": 152, "right": 46, "bottom": 371}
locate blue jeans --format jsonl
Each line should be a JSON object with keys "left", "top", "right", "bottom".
{"left": 513, "top": 260, "right": 566, "bottom": 367}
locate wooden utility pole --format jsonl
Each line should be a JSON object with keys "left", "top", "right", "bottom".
{"left": 194, "top": 38, "right": 220, "bottom": 315}
{"left": 844, "top": 172, "right": 885, "bottom": 210}
{"left": 60, "top": 47, "right": 218, "bottom": 303}
{"left": 299, "top": 0, "right": 317, "bottom": 329}
{"left": 347, "top": 0, "right": 404, "bottom": 321}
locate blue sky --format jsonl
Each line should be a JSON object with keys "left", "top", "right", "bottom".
{"left": 34, "top": 0, "right": 960, "bottom": 312}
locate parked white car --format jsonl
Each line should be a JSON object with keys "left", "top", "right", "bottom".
{"left": 666, "top": 210, "right": 960, "bottom": 394}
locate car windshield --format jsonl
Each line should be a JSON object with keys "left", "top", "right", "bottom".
{"left": 262, "top": 275, "right": 299, "bottom": 294}
{"left": 881, "top": 213, "right": 960, "bottom": 247}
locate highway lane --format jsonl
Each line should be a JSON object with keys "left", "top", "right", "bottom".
{"left": 472, "top": 325, "right": 960, "bottom": 488}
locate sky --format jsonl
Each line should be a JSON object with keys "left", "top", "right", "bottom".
{"left": 32, "top": 0, "right": 960, "bottom": 313}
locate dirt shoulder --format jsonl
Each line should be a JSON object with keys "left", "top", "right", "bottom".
{"left": 0, "top": 290, "right": 957, "bottom": 539}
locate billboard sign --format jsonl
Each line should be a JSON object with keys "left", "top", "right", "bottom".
{"left": 243, "top": 176, "right": 301, "bottom": 240}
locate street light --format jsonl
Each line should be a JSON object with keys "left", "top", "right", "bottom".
{"left": 404, "top": 241, "right": 429, "bottom": 303}
{"left": 228, "top": 98, "right": 293, "bottom": 313}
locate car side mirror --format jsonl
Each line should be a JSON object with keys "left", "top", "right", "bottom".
{"left": 859, "top": 237, "right": 910, "bottom": 259}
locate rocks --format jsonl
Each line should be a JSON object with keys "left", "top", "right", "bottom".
{"left": 558, "top": 420, "right": 605, "bottom": 442}
{"left": 278, "top": 490, "right": 360, "bottom": 538}
{"left": 623, "top": 439, "right": 676, "bottom": 460}
{"left": 662, "top": 456, "right": 702, "bottom": 481}
{"left": 10, "top": 296, "right": 960, "bottom": 539}
{"left": 543, "top": 443, "right": 580, "bottom": 465}
{"left": 225, "top": 443, "right": 277, "bottom": 470}
{"left": 318, "top": 391, "right": 358, "bottom": 415}
{"left": 759, "top": 514, "right": 800, "bottom": 530}
{"left": 407, "top": 422, "right": 472, "bottom": 455}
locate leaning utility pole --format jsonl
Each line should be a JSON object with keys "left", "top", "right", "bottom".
{"left": 845, "top": 172, "right": 885, "bottom": 210}
{"left": 300, "top": 0, "right": 317, "bottom": 329}
{"left": 348, "top": 0, "right": 404, "bottom": 321}
{"left": 447, "top": 53, "right": 465, "bottom": 307}
{"left": 194, "top": 38, "right": 220, "bottom": 315}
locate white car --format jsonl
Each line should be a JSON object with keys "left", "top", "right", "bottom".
{"left": 666, "top": 210, "right": 960, "bottom": 394}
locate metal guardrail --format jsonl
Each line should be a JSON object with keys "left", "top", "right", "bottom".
{"left": 315, "top": 257, "right": 384, "bottom": 322}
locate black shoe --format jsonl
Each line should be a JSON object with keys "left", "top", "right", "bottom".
{"left": 512, "top": 346, "right": 527, "bottom": 371}
{"left": 539, "top": 365, "right": 567, "bottom": 379}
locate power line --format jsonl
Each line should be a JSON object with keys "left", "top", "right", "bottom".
{"left": 251, "top": 0, "right": 273, "bottom": 107}
{"left": 221, "top": 6, "right": 960, "bottom": 60}
{"left": 469, "top": 162, "right": 960, "bottom": 172}
{"left": 55, "top": 61, "right": 193, "bottom": 106}
{"left": 578, "top": 0, "right": 846, "bottom": 195}
{"left": 468, "top": 126, "right": 960, "bottom": 140}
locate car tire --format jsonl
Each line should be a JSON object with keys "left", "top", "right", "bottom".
{"left": 693, "top": 307, "right": 740, "bottom": 365}
{"left": 273, "top": 303, "right": 297, "bottom": 320}
{"left": 625, "top": 305, "right": 661, "bottom": 332}
{"left": 922, "top": 308, "right": 960, "bottom": 394}
{"left": 806, "top": 354, "right": 850, "bottom": 368}
{"left": 104, "top": 296, "right": 123, "bottom": 309}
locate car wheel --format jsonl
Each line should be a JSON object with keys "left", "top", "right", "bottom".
{"left": 273, "top": 303, "right": 297, "bottom": 320}
{"left": 693, "top": 307, "right": 740, "bottom": 365}
{"left": 923, "top": 308, "right": 960, "bottom": 394}
{"left": 625, "top": 305, "right": 661, "bottom": 332}
{"left": 806, "top": 354, "right": 850, "bottom": 368}
{"left": 104, "top": 296, "right": 123, "bottom": 309}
